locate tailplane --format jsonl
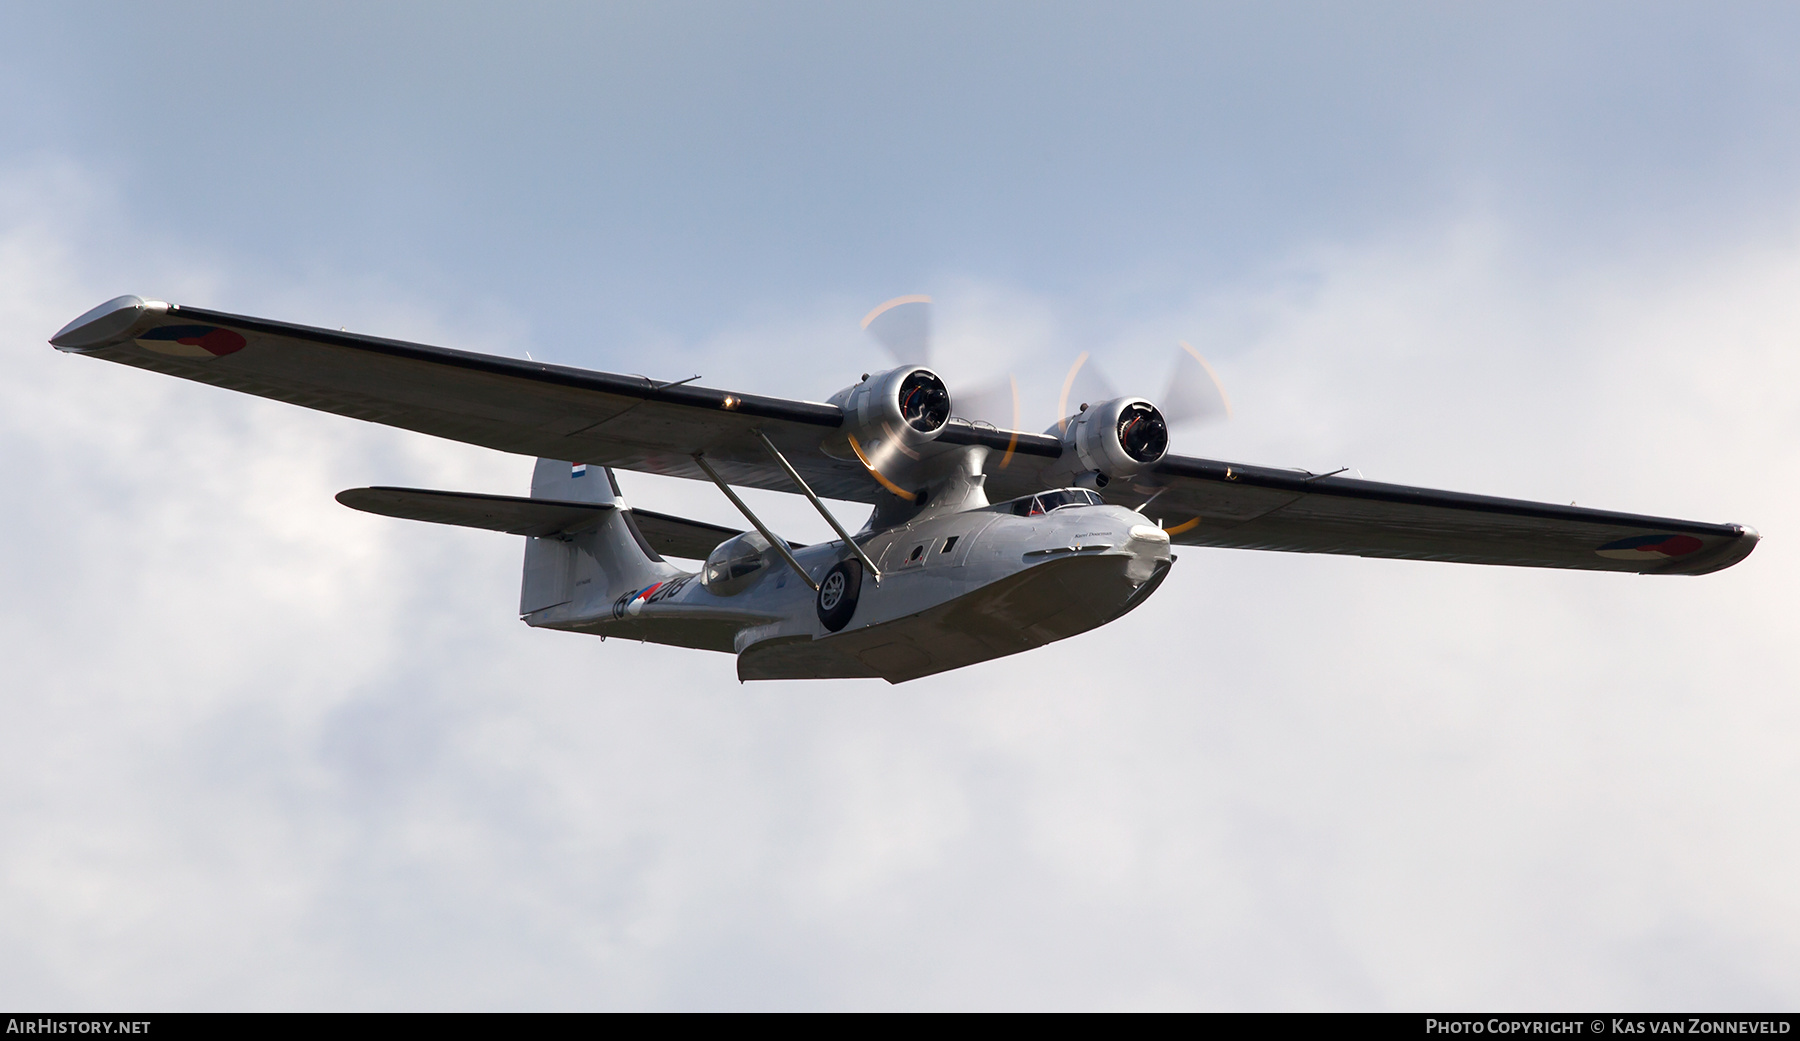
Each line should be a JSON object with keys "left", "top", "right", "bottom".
{"left": 336, "top": 460, "right": 713, "bottom": 619}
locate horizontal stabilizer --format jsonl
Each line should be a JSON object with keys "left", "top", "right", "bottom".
{"left": 337, "top": 487, "right": 760, "bottom": 559}
{"left": 337, "top": 486, "right": 611, "bottom": 537}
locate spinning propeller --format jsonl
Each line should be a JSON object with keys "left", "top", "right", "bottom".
{"left": 858, "top": 295, "right": 1234, "bottom": 441}
{"left": 860, "top": 295, "right": 933, "bottom": 368}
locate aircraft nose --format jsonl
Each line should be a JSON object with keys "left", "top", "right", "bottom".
{"left": 1118, "top": 517, "right": 1172, "bottom": 582}
{"left": 1127, "top": 523, "right": 1170, "bottom": 548}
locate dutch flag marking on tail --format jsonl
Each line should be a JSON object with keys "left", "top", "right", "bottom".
{"left": 571, "top": 463, "right": 588, "bottom": 478}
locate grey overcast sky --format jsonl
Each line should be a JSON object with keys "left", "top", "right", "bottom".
{"left": 2, "top": 1, "right": 1798, "bottom": 1010}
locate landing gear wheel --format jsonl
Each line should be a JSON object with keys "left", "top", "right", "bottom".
{"left": 815, "top": 559, "right": 863, "bottom": 633}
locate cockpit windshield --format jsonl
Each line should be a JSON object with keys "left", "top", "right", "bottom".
{"left": 1006, "top": 488, "right": 1104, "bottom": 516}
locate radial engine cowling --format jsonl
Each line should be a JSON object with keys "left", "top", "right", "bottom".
{"left": 1050, "top": 396, "right": 1169, "bottom": 488}
{"left": 828, "top": 365, "right": 951, "bottom": 464}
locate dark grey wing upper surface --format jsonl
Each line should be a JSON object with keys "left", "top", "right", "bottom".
{"left": 52, "top": 296, "right": 875, "bottom": 501}
{"left": 1137, "top": 455, "right": 1757, "bottom": 575}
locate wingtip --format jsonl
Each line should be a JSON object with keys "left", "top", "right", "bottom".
{"left": 1658, "top": 523, "right": 1761, "bottom": 576}
{"left": 50, "top": 295, "right": 170, "bottom": 352}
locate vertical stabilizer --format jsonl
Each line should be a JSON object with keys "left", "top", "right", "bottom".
{"left": 520, "top": 460, "right": 674, "bottom": 617}
{"left": 530, "top": 458, "right": 615, "bottom": 505}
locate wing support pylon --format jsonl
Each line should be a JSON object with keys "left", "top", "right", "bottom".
{"left": 753, "top": 429, "right": 884, "bottom": 583}
{"left": 692, "top": 453, "right": 820, "bottom": 591}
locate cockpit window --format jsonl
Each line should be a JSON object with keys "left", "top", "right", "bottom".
{"left": 1007, "top": 488, "right": 1104, "bottom": 516}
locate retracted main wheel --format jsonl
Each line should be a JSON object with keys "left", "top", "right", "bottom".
{"left": 815, "top": 559, "right": 863, "bottom": 632}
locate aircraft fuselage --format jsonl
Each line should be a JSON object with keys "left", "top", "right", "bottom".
{"left": 529, "top": 495, "right": 1174, "bottom": 683}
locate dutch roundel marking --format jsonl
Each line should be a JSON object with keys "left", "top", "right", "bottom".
{"left": 611, "top": 574, "right": 693, "bottom": 619}
{"left": 1595, "top": 533, "right": 1705, "bottom": 561}
{"left": 135, "top": 325, "right": 247, "bottom": 359}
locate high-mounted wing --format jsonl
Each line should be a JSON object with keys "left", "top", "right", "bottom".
{"left": 336, "top": 486, "right": 765, "bottom": 559}
{"left": 54, "top": 296, "right": 1756, "bottom": 576}
{"left": 51, "top": 296, "right": 875, "bottom": 501}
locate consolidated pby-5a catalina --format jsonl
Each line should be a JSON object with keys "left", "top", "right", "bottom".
{"left": 51, "top": 294, "right": 1759, "bottom": 683}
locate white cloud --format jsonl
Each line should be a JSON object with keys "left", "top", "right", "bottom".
{"left": 0, "top": 160, "right": 1796, "bottom": 1010}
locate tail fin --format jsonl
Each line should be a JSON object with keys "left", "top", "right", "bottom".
{"left": 520, "top": 460, "right": 674, "bottom": 617}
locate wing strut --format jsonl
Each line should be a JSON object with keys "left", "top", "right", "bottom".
{"left": 692, "top": 453, "right": 820, "bottom": 592}
{"left": 753, "top": 430, "right": 884, "bottom": 583}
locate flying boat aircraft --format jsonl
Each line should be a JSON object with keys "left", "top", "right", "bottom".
{"left": 50, "top": 294, "right": 1759, "bottom": 683}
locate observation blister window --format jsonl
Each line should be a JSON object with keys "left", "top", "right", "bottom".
{"left": 701, "top": 531, "right": 771, "bottom": 594}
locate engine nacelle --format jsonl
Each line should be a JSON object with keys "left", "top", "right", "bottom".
{"left": 826, "top": 367, "right": 951, "bottom": 481}
{"left": 1046, "top": 396, "right": 1169, "bottom": 488}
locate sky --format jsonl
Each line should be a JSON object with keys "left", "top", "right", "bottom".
{"left": 1, "top": 1, "right": 1798, "bottom": 1010}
